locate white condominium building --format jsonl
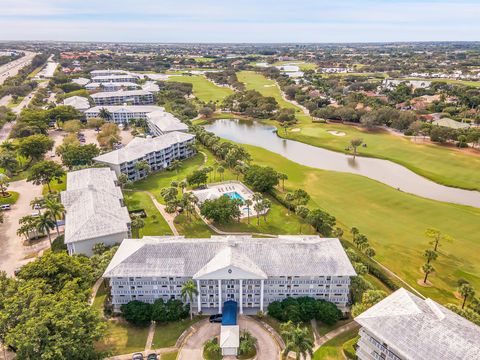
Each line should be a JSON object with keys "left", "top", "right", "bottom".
{"left": 103, "top": 235, "right": 356, "bottom": 313}
{"left": 60, "top": 168, "right": 131, "bottom": 256}
{"left": 93, "top": 131, "right": 195, "bottom": 181}
{"left": 90, "top": 69, "right": 131, "bottom": 77}
{"left": 146, "top": 110, "right": 188, "bottom": 135}
{"left": 63, "top": 95, "right": 90, "bottom": 112}
{"left": 84, "top": 105, "right": 163, "bottom": 124}
{"left": 91, "top": 74, "right": 139, "bottom": 83}
{"left": 355, "top": 288, "right": 480, "bottom": 360}
{"left": 91, "top": 90, "right": 154, "bottom": 106}
{"left": 85, "top": 82, "right": 140, "bottom": 92}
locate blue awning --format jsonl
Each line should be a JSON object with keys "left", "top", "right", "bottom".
{"left": 222, "top": 300, "right": 237, "bottom": 325}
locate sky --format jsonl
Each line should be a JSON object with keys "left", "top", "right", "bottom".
{"left": 1, "top": 0, "right": 479, "bottom": 43}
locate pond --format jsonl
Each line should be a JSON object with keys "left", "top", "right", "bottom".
{"left": 204, "top": 119, "right": 480, "bottom": 208}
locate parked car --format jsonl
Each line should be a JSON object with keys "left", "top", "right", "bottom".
{"left": 209, "top": 314, "right": 222, "bottom": 323}
{"left": 132, "top": 353, "right": 144, "bottom": 360}
{"left": 1, "top": 204, "right": 11, "bottom": 210}
{"left": 146, "top": 354, "right": 158, "bottom": 360}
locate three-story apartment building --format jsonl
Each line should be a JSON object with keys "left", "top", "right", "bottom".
{"left": 93, "top": 131, "right": 195, "bottom": 181}
{"left": 85, "top": 105, "right": 163, "bottom": 124}
{"left": 354, "top": 288, "right": 480, "bottom": 360}
{"left": 91, "top": 90, "right": 154, "bottom": 106}
{"left": 103, "top": 235, "right": 356, "bottom": 313}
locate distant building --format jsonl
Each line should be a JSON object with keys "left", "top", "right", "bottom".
{"left": 146, "top": 110, "right": 188, "bottom": 135}
{"left": 103, "top": 235, "right": 356, "bottom": 312}
{"left": 60, "top": 168, "right": 131, "bottom": 256}
{"left": 432, "top": 118, "right": 470, "bottom": 130}
{"left": 84, "top": 105, "right": 163, "bottom": 124}
{"left": 142, "top": 81, "right": 160, "bottom": 93}
{"left": 90, "top": 69, "right": 131, "bottom": 77}
{"left": 63, "top": 96, "right": 90, "bottom": 112}
{"left": 355, "top": 288, "right": 480, "bottom": 360}
{"left": 71, "top": 77, "right": 90, "bottom": 86}
{"left": 93, "top": 132, "right": 195, "bottom": 181}
{"left": 91, "top": 90, "right": 154, "bottom": 106}
{"left": 91, "top": 74, "right": 139, "bottom": 83}
{"left": 86, "top": 82, "right": 140, "bottom": 92}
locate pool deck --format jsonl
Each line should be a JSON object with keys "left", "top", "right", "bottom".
{"left": 191, "top": 180, "right": 265, "bottom": 218}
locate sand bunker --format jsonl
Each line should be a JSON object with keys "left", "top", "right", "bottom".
{"left": 328, "top": 130, "right": 346, "bottom": 136}
{"left": 264, "top": 85, "right": 275, "bottom": 87}
{"left": 290, "top": 128, "right": 301, "bottom": 132}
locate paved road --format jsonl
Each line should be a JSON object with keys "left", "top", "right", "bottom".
{"left": 239, "top": 316, "right": 280, "bottom": 360}
{"left": 0, "top": 51, "right": 36, "bottom": 85}
{"left": 0, "top": 180, "right": 48, "bottom": 276}
{"left": 178, "top": 319, "right": 220, "bottom": 360}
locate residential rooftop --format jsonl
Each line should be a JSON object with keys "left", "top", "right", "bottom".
{"left": 93, "top": 131, "right": 195, "bottom": 165}
{"left": 85, "top": 105, "right": 163, "bottom": 114}
{"left": 90, "top": 89, "right": 152, "bottom": 99}
{"left": 355, "top": 288, "right": 480, "bottom": 360}
{"left": 103, "top": 235, "right": 357, "bottom": 278}
{"left": 146, "top": 110, "right": 188, "bottom": 133}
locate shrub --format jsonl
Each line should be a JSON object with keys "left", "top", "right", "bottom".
{"left": 267, "top": 297, "right": 341, "bottom": 325}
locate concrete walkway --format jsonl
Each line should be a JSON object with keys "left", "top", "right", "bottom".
{"left": 89, "top": 278, "right": 104, "bottom": 306}
{"left": 147, "top": 192, "right": 179, "bottom": 236}
{"left": 313, "top": 321, "right": 359, "bottom": 351}
{"left": 106, "top": 347, "right": 177, "bottom": 360}
{"left": 144, "top": 322, "right": 156, "bottom": 351}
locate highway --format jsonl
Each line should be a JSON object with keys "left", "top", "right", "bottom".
{"left": 0, "top": 50, "right": 36, "bottom": 85}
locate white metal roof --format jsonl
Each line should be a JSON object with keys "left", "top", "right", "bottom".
{"left": 61, "top": 168, "right": 130, "bottom": 244}
{"left": 91, "top": 89, "right": 152, "bottom": 99}
{"left": 63, "top": 96, "right": 90, "bottom": 110}
{"left": 85, "top": 105, "right": 163, "bottom": 115}
{"left": 355, "top": 288, "right": 480, "bottom": 360}
{"left": 93, "top": 131, "right": 195, "bottom": 165}
{"left": 146, "top": 110, "right": 188, "bottom": 133}
{"left": 103, "top": 235, "right": 356, "bottom": 278}
{"left": 220, "top": 326, "right": 240, "bottom": 348}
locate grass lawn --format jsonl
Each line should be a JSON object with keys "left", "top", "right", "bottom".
{"left": 277, "top": 122, "right": 480, "bottom": 191}
{"left": 43, "top": 174, "right": 67, "bottom": 195}
{"left": 316, "top": 319, "right": 352, "bottom": 337}
{"left": 214, "top": 194, "right": 316, "bottom": 235}
{"left": 174, "top": 213, "right": 214, "bottom": 238}
{"left": 167, "top": 75, "right": 233, "bottom": 103}
{"left": 123, "top": 190, "right": 173, "bottom": 236}
{"left": 312, "top": 327, "right": 360, "bottom": 360}
{"left": 364, "top": 273, "right": 394, "bottom": 294}
{"left": 94, "top": 283, "right": 150, "bottom": 355}
{"left": 0, "top": 191, "right": 19, "bottom": 205}
{"left": 238, "top": 143, "right": 480, "bottom": 305}
{"left": 406, "top": 77, "right": 480, "bottom": 88}
{"left": 152, "top": 317, "right": 203, "bottom": 348}
{"left": 272, "top": 61, "right": 318, "bottom": 71}
{"left": 161, "top": 351, "right": 178, "bottom": 360}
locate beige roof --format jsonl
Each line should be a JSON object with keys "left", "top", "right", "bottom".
{"left": 61, "top": 168, "right": 130, "bottom": 244}
{"left": 355, "top": 288, "right": 480, "bottom": 360}
{"left": 93, "top": 132, "right": 195, "bottom": 165}
{"left": 103, "top": 235, "right": 356, "bottom": 278}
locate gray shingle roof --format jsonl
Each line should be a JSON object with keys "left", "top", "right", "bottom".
{"left": 146, "top": 110, "right": 188, "bottom": 133}
{"left": 355, "top": 288, "right": 480, "bottom": 360}
{"left": 93, "top": 132, "right": 195, "bottom": 165}
{"left": 103, "top": 235, "right": 356, "bottom": 278}
{"left": 61, "top": 168, "right": 130, "bottom": 244}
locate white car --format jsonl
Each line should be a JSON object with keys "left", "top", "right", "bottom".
{"left": 1, "top": 204, "right": 11, "bottom": 210}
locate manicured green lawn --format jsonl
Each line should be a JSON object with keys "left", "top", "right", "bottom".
{"left": 214, "top": 194, "right": 316, "bottom": 235}
{"left": 278, "top": 122, "right": 480, "bottom": 191}
{"left": 312, "top": 327, "right": 359, "bottom": 360}
{"left": 123, "top": 190, "right": 173, "bottom": 236}
{"left": 239, "top": 143, "right": 480, "bottom": 305}
{"left": 167, "top": 75, "right": 233, "bottom": 103}
{"left": 0, "top": 191, "right": 19, "bottom": 205}
{"left": 161, "top": 351, "right": 178, "bottom": 360}
{"left": 94, "top": 283, "right": 149, "bottom": 355}
{"left": 43, "top": 174, "right": 67, "bottom": 195}
{"left": 316, "top": 319, "right": 352, "bottom": 337}
{"left": 152, "top": 317, "right": 203, "bottom": 349}
{"left": 174, "top": 213, "right": 214, "bottom": 238}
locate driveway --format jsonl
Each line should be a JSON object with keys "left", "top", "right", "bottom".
{"left": 178, "top": 319, "right": 220, "bottom": 360}
{"left": 178, "top": 316, "right": 280, "bottom": 360}
{"left": 0, "top": 180, "right": 49, "bottom": 275}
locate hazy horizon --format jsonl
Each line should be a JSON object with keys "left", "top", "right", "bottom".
{"left": 1, "top": 0, "right": 479, "bottom": 43}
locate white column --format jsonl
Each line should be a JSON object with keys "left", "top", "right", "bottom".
{"left": 239, "top": 279, "right": 243, "bottom": 314}
{"left": 218, "top": 279, "right": 222, "bottom": 313}
{"left": 196, "top": 280, "right": 201, "bottom": 313}
{"left": 260, "top": 280, "right": 264, "bottom": 312}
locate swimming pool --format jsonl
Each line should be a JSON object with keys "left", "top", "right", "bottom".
{"left": 225, "top": 191, "right": 244, "bottom": 201}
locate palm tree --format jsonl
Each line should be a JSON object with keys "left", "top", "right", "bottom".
{"left": 130, "top": 214, "right": 145, "bottom": 238}
{"left": 18, "top": 215, "right": 38, "bottom": 240}
{"left": 281, "top": 322, "right": 314, "bottom": 360}
{"left": 425, "top": 228, "right": 453, "bottom": 252}
{"left": 365, "top": 247, "right": 376, "bottom": 258}
{"left": 181, "top": 279, "right": 198, "bottom": 320}
{"left": 252, "top": 193, "right": 264, "bottom": 226}
{"left": 179, "top": 180, "right": 188, "bottom": 194}
{"left": 281, "top": 122, "right": 290, "bottom": 136}
{"left": 459, "top": 283, "right": 475, "bottom": 309}
{"left": 285, "top": 192, "right": 295, "bottom": 215}
{"left": 217, "top": 166, "right": 225, "bottom": 181}
{"left": 350, "top": 138, "right": 363, "bottom": 159}
{"left": 244, "top": 199, "right": 253, "bottom": 224}
{"left": 234, "top": 164, "right": 243, "bottom": 180}
{"left": 135, "top": 161, "right": 151, "bottom": 178}
{"left": 422, "top": 263, "right": 435, "bottom": 284}
{"left": 170, "top": 159, "right": 182, "bottom": 173}
{"left": 295, "top": 206, "right": 310, "bottom": 234}
{"left": 424, "top": 249, "right": 438, "bottom": 264}
{"left": 278, "top": 173, "right": 288, "bottom": 191}
{"left": 35, "top": 213, "right": 56, "bottom": 246}
{"left": 0, "top": 173, "right": 9, "bottom": 197}
{"left": 44, "top": 196, "right": 65, "bottom": 237}
{"left": 262, "top": 199, "right": 271, "bottom": 223}
{"left": 30, "top": 197, "right": 44, "bottom": 215}
{"left": 98, "top": 108, "right": 112, "bottom": 121}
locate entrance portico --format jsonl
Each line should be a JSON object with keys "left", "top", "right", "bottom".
{"left": 193, "top": 246, "right": 267, "bottom": 314}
